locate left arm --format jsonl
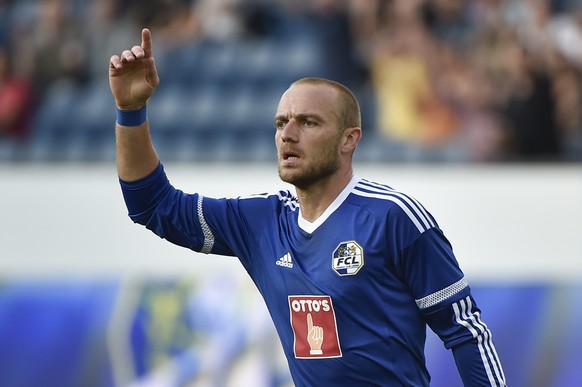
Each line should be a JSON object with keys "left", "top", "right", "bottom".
{"left": 395, "top": 225, "right": 507, "bottom": 386}
{"left": 424, "top": 294, "right": 507, "bottom": 386}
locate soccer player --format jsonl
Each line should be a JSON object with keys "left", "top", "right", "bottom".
{"left": 109, "top": 28, "right": 507, "bottom": 386}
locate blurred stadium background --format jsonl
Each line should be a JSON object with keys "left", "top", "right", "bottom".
{"left": 1, "top": 0, "right": 581, "bottom": 386}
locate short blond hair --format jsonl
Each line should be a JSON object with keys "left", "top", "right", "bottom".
{"left": 291, "top": 77, "right": 361, "bottom": 131}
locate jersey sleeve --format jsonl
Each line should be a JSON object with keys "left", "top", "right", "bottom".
{"left": 426, "top": 295, "right": 507, "bottom": 386}
{"left": 197, "top": 193, "right": 276, "bottom": 262}
{"left": 389, "top": 208, "right": 507, "bottom": 386}
{"left": 118, "top": 163, "right": 235, "bottom": 256}
{"left": 119, "top": 163, "right": 279, "bottom": 261}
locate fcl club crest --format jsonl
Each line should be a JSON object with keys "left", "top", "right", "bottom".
{"left": 332, "top": 241, "right": 364, "bottom": 276}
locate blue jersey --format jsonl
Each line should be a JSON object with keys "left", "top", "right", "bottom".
{"left": 120, "top": 163, "right": 507, "bottom": 387}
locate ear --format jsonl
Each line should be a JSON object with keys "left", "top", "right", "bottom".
{"left": 341, "top": 127, "right": 362, "bottom": 154}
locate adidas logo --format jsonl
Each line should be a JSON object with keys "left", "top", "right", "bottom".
{"left": 276, "top": 252, "right": 294, "bottom": 268}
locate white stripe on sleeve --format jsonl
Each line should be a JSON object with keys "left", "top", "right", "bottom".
{"left": 453, "top": 296, "right": 507, "bottom": 386}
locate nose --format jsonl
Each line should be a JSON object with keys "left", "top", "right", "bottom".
{"left": 279, "top": 120, "right": 298, "bottom": 143}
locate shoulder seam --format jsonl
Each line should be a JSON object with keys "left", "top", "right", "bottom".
{"left": 238, "top": 190, "right": 299, "bottom": 211}
{"left": 352, "top": 180, "right": 435, "bottom": 233}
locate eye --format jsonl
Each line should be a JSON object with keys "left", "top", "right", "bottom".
{"left": 303, "top": 119, "right": 317, "bottom": 127}
{"left": 275, "top": 120, "right": 286, "bottom": 130}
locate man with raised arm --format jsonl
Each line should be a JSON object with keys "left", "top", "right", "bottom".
{"left": 110, "top": 28, "right": 507, "bottom": 386}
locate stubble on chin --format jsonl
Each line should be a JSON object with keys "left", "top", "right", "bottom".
{"left": 277, "top": 157, "right": 340, "bottom": 190}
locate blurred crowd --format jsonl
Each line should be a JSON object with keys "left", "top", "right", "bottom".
{"left": 1, "top": 0, "right": 581, "bottom": 162}
{"left": 355, "top": 0, "right": 582, "bottom": 161}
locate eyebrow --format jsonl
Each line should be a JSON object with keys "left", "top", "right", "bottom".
{"left": 274, "top": 113, "right": 326, "bottom": 123}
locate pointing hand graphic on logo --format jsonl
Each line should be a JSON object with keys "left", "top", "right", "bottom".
{"left": 307, "top": 313, "right": 323, "bottom": 355}
{"left": 288, "top": 296, "right": 341, "bottom": 358}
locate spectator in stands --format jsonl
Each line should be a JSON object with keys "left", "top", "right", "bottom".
{"left": 27, "top": 0, "right": 88, "bottom": 96}
{"left": 369, "top": 1, "right": 458, "bottom": 151}
{"left": 422, "top": 0, "right": 471, "bottom": 50}
{"left": 552, "top": 57, "right": 582, "bottom": 159}
{"left": 194, "top": 0, "right": 246, "bottom": 42}
{"left": 433, "top": 44, "right": 508, "bottom": 161}
{"left": 126, "top": 0, "right": 201, "bottom": 50}
{"left": 83, "top": 0, "right": 140, "bottom": 80}
{"left": 306, "top": 0, "right": 370, "bottom": 89}
{"left": 498, "top": 35, "right": 561, "bottom": 160}
{"left": 0, "top": 42, "right": 33, "bottom": 140}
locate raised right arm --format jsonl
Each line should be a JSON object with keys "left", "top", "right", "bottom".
{"left": 109, "top": 28, "right": 160, "bottom": 182}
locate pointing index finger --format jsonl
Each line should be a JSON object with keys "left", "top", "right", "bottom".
{"left": 141, "top": 28, "right": 153, "bottom": 58}
{"left": 307, "top": 313, "right": 313, "bottom": 331}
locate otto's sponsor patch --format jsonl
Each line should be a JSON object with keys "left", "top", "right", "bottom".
{"left": 288, "top": 295, "right": 342, "bottom": 359}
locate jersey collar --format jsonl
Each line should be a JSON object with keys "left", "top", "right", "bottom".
{"left": 297, "top": 175, "right": 360, "bottom": 234}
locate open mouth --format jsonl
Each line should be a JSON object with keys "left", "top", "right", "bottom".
{"left": 282, "top": 151, "right": 300, "bottom": 161}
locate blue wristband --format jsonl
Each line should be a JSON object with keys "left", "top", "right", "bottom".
{"left": 116, "top": 106, "right": 147, "bottom": 127}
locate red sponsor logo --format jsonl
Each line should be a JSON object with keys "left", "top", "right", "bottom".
{"left": 288, "top": 295, "right": 342, "bottom": 359}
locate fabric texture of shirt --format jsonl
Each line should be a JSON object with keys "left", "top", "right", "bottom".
{"left": 120, "top": 163, "right": 507, "bottom": 387}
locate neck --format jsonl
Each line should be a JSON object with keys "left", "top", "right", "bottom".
{"left": 296, "top": 167, "right": 353, "bottom": 223}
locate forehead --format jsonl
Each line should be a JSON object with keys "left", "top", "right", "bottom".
{"left": 276, "top": 83, "right": 339, "bottom": 119}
